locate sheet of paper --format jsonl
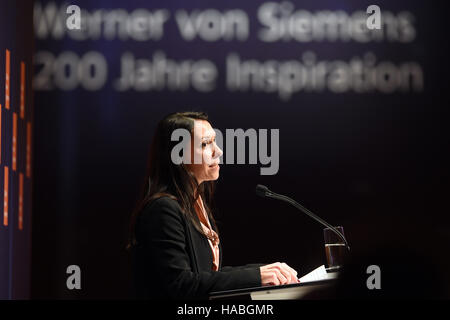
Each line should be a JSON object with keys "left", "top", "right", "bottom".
{"left": 299, "top": 265, "right": 337, "bottom": 283}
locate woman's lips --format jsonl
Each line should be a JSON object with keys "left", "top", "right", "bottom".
{"left": 209, "top": 163, "right": 219, "bottom": 168}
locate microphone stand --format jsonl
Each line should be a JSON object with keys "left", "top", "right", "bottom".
{"left": 257, "top": 185, "right": 350, "bottom": 251}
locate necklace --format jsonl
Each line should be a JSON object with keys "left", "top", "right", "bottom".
{"left": 195, "top": 198, "right": 219, "bottom": 246}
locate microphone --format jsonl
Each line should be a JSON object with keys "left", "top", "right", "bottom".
{"left": 255, "top": 184, "right": 350, "bottom": 251}
{"left": 255, "top": 184, "right": 270, "bottom": 197}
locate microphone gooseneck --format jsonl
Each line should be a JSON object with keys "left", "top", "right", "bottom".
{"left": 255, "top": 184, "right": 350, "bottom": 251}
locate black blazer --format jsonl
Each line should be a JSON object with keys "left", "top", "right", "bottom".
{"left": 133, "top": 196, "right": 262, "bottom": 299}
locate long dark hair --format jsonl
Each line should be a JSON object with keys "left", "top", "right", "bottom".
{"left": 127, "top": 111, "right": 218, "bottom": 249}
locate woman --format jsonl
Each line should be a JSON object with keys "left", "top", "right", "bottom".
{"left": 128, "top": 111, "right": 299, "bottom": 299}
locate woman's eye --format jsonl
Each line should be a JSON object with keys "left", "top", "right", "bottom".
{"left": 202, "top": 139, "right": 213, "bottom": 148}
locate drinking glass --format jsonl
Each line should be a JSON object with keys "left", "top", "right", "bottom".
{"left": 323, "top": 226, "right": 346, "bottom": 271}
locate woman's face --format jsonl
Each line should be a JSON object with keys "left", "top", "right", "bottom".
{"left": 184, "top": 120, "right": 223, "bottom": 185}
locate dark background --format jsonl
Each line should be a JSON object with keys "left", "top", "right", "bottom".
{"left": 30, "top": 0, "right": 450, "bottom": 299}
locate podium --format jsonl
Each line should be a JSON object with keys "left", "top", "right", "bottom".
{"left": 209, "top": 278, "right": 337, "bottom": 300}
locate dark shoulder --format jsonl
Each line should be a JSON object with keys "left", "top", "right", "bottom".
{"left": 139, "top": 195, "right": 184, "bottom": 223}
{"left": 135, "top": 196, "right": 187, "bottom": 244}
{"left": 146, "top": 195, "right": 180, "bottom": 210}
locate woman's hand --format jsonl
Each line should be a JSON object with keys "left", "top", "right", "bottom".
{"left": 260, "top": 262, "right": 300, "bottom": 286}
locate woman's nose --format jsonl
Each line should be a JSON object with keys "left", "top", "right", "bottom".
{"left": 213, "top": 142, "right": 223, "bottom": 159}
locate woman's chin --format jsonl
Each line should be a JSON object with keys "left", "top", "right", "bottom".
{"left": 207, "top": 172, "right": 220, "bottom": 181}
{"left": 208, "top": 164, "right": 220, "bottom": 179}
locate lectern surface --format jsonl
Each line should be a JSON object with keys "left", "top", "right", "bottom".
{"left": 209, "top": 279, "right": 336, "bottom": 300}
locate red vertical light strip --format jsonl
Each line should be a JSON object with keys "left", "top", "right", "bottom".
{"left": 3, "top": 166, "right": 8, "bottom": 226}
{"left": 5, "top": 49, "right": 10, "bottom": 110}
{"left": 18, "top": 172, "right": 23, "bottom": 230}
{"left": 12, "top": 112, "right": 17, "bottom": 171}
{"left": 20, "top": 62, "right": 25, "bottom": 119}
{"left": 26, "top": 122, "right": 31, "bottom": 178}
